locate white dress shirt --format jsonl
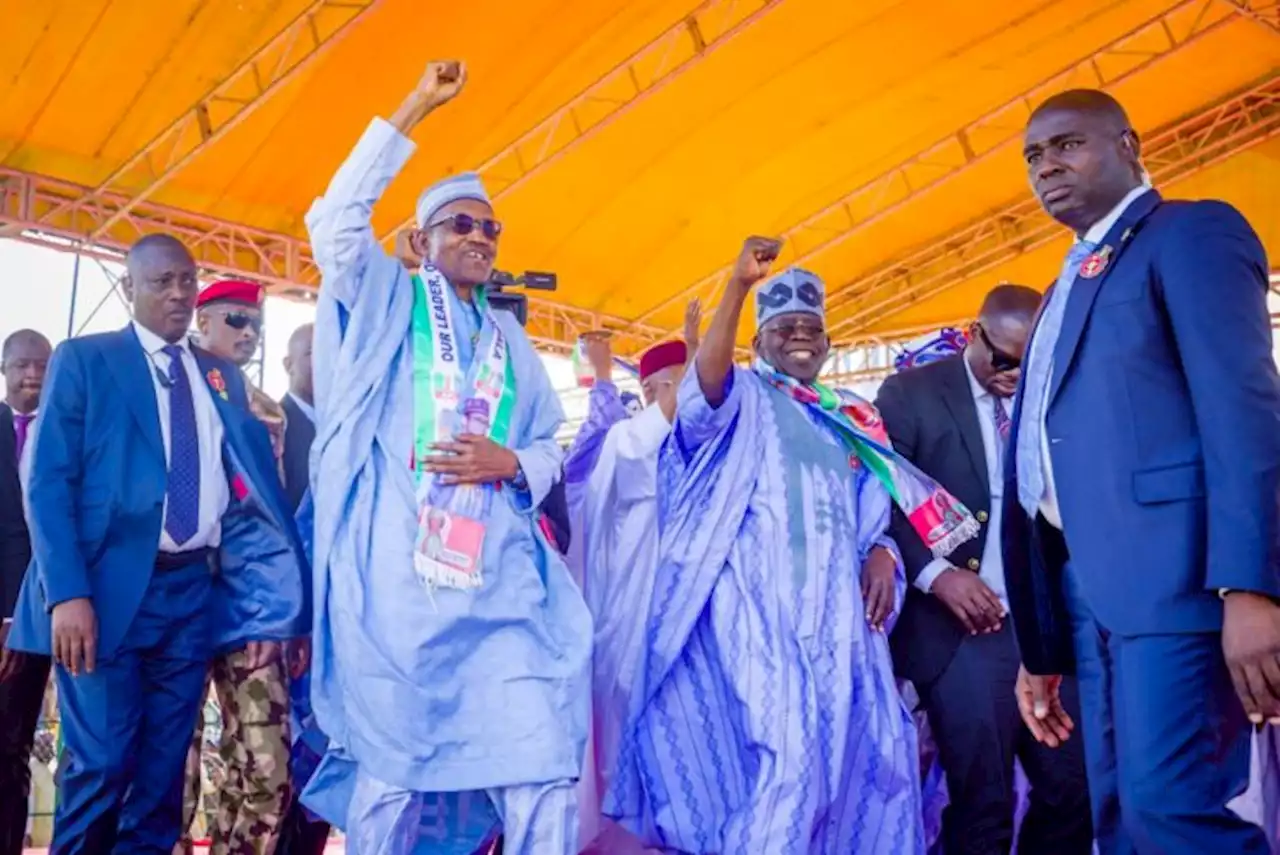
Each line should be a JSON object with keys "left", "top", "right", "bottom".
{"left": 1037, "top": 182, "right": 1152, "bottom": 528}
{"left": 915, "top": 356, "right": 1012, "bottom": 609}
{"left": 131, "top": 322, "right": 229, "bottom": 552}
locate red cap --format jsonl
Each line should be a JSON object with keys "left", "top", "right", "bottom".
{"left": 197, "top": 279, "right": 264, "bottom": 309}
{"left": 639, "top": 340, "right": 687, "bottom": 381}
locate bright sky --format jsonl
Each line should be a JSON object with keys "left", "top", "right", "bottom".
{"left": 0, "top": 238, "right": 641, "bottom": 437}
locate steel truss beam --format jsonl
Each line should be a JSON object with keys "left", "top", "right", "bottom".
{"left": 632, "top": 0, "right": 1242, "bottom": 331}
{"left": 0, "top": 166, "right": 679, "bottom": 355}
{"left": 823, "top": 303, "right": 1280, "bottom": 388}
{"left": 34, "top": 0, "right": 381, "bottom": 244}
{"left": 380, "top": 0, "right": 781, "bottom": 242}
{"left": 825, "top": 73, "right": 1280, "bottom": 339}
{"left": 1223, "top": 0, "right": 1280, "bottom": 34}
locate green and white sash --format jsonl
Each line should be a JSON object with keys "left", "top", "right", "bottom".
{"left": 409, "top": 265, "right": 519, "bottom": 594}
{"left": 410, "top": 264, "right": 517, "bottom": 483}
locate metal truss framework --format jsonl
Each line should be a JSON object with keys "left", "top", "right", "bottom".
{"left": 826, "top": 73, "right": 1280, "bottom": 338}
{"left": 633, "top": 0, "right": 1251, "bottom": 332}
{"left": 0, "top": 0, "right": 1274, "bottom": 359}
{"left": 820, "top": 299, "right": 1280, "bottom": 388}
{"left": 1223, "top": 0, "right": 1280, "bottom": 34}
{"left": 380, "top": 0, "right": 782, "bottom": 242}
{"left": 0, "top": 0, "right": 383, "bottom": 247}
{"left": 0, "top": 166, "right": 679, "bottom": 354}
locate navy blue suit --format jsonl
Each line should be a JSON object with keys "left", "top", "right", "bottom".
{"left": 8, "top": 326, "right": 308, "bottom": 855}
{"left": 1003, "top": 190, "right": 1278, "bottom": 853}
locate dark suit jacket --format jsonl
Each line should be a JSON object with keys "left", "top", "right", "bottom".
{"left": 281, "top": 393, "right": 316, "bottom": 513}
{"left": 877, "top": 356, "right": 996, "bottom": 686}
{"left": 1003, "top": 190, "right": 1280, "bottom": 676}
{"left": 0, "top": 404, "right": 32, "bottom": 621}
{"left": 540, "top": 477, "right": 571, "bottom": 555}
{"left": 8, "top": 326, "right": 310, "bottom": 659}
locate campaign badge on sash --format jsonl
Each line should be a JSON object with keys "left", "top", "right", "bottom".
{"left": 414, "top": 504, "right": 487, "bottom": 592}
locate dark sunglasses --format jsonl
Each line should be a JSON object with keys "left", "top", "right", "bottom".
{"left": 763, "top": 317, "right": 826, "bottom": 340}
{"left": 223, "top": 312, "right": 262, "bottom": 333}
{"left": 975, "top": 324, "right": 1020, "bottom": 372}
{"left": 428, "top": 213, "right": 502, "bottom": 241}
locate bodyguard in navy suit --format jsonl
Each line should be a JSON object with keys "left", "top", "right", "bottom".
{"left": 7, "top": 234, "right": 308, "bottom": 854}
{"left": 1004, "top": 89, "right": 1279, "bottom": 853}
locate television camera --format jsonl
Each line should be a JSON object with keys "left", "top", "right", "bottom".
{"left": 486, "top": 269, "right": 557, "bottom": 328}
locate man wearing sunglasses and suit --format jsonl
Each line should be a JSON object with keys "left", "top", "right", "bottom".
{"left": 876, "top": 284, "right": 1092, "bottom": 855}
{"left": 299, "top": 59, "right": 590, "bottom": 854}
{"left": 172, "top": 280, "right": 302, "bottom": 855}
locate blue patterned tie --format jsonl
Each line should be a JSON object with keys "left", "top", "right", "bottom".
{"left": 163, "top": 344, "right": 200, "bottom": 545}
{"left": 1015, "top": 240, "right": 1097, "bottom": 516}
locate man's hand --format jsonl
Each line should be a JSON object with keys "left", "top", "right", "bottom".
{"left": 243, "top": 640, "right": 283, "bottom": 671}
{"left": 395, "top": 228, "right": 426, "bottom": 270}
{"left": 930, "top": 568, "right": 1005, "bottom": 635}
{"left": 683, "top": 298, "right": 703, "bottom": 356}
{"left": 582, "top": 333, "right": 613, "bottom": 382}
{"left": 860, "top": 546, "right": 897, "bottom": 633}
{"left": 426, "top": 434, "right": 520, "bottom": 485}
{"left": 391, "top": 60, "right": 467, "bottom": 134}
{"left": 1223, "top": 591, "right": 1280, "bottom": 724}
{"left": 286, "top": 637, "right": 312, "bottom": 680}
{"left": 1016, "top": 666, "right": 1073, "bottom": 747}
{"left": 52, "top": 598, "right": 98, "bottom": 677}
{"left": 729, "top": 236, "right": 782, "bottom": 291}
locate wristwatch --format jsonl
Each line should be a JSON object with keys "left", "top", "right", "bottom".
{"left": 510, "top": 464, "right": 529, "bottom": 491}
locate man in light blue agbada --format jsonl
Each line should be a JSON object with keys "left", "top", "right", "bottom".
{"left": 301, "top": 59, "right": 592, "bottom": 855}
{"left": 607, "top": 239, "right": 981, "bottom": 854}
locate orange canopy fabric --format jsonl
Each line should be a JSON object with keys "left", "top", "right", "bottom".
{"left": 1, "top": 0, "right": 1277, "bottom": 354}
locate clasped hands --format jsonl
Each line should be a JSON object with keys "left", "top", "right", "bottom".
{"left": 424, "top": 433, "right": 520, "bottom": 486}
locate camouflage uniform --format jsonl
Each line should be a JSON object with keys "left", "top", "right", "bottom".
{"left": 176, "top": 650, "right": 292, "bottom": 854}
{"left": 175, "top": 377, "right": 294, "bottom": 855}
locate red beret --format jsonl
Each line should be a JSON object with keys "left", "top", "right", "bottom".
{"left": 197, "top": 279, "right": 264, "bottom": 309}
{"left": 639, "top": 340, "right": 687, "bottom": 381}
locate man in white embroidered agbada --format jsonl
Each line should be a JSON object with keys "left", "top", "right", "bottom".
{"left": 301, "top": 60, "right": 592, "bottom": 855}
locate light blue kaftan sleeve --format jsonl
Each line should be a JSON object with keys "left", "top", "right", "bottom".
{"left": 564, "top": 381, "right": 627, "bottom": 486}
{"left": 505, "top": 315, "right": 565, "bottom": 513}
{"left": 304, "top": 118, "right": 417, "bottom": 313}
{"left": 854, "top": 451, "right": 908, "bottom": 627}
{"left": 673, "top": 366, "right": 746, "bottom": 457}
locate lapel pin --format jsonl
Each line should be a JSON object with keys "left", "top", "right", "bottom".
{"left": 1079, "top": 245, "right": 1112, "bottom": 279}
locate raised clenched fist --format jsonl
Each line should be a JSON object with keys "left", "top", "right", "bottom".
{"left": 392, "top": 60, "right": 469, "bottom": 134}
{"left": 730, "top": 236, "right": 783, "bottom": 291}
{"left": 414, "top": 60, "right": 467, "bottom": 109}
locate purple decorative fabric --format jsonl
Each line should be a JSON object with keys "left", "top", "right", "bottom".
{"left": 893, "top": 328, "right": 968, "bottom": 373}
